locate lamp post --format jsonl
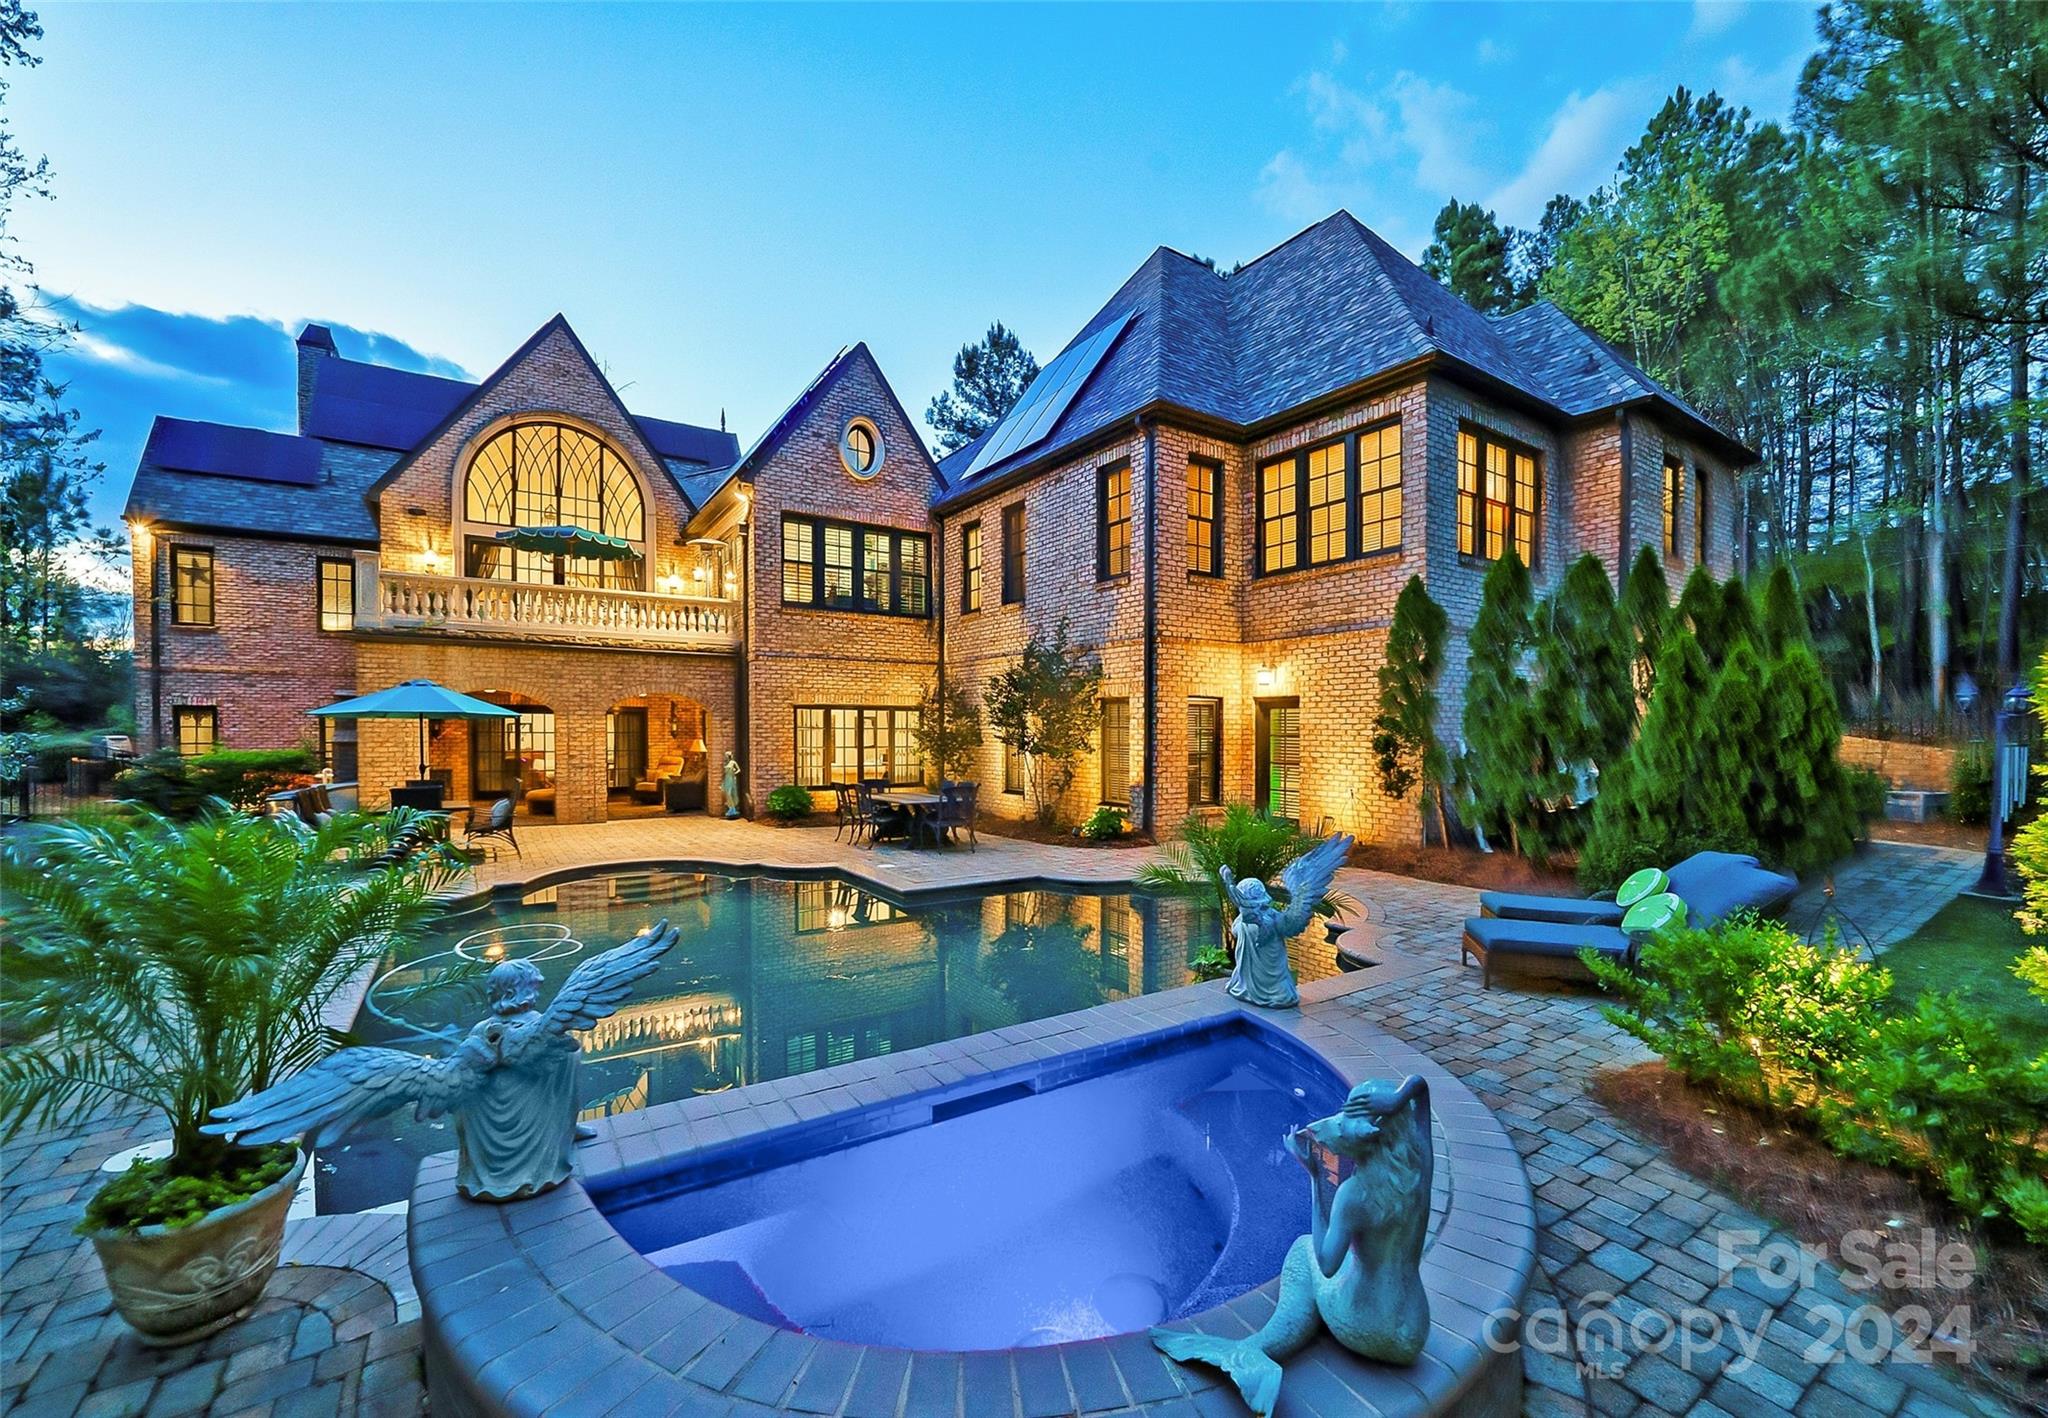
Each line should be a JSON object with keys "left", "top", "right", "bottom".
{"left": 1974, "top": 681, "right": 2034, "bottom": 898}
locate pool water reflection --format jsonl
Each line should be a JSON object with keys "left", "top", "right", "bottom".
{"left": 320, "top": 868, "right": 1350, "bottom": 1214}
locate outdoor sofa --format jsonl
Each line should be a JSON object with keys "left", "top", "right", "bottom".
{"left": 1461, "top": 851, "right": 1798, "bottom": 989}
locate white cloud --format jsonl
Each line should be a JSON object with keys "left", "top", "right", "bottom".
{"left": 1715, "top": 46, "right": 1808, "bottom": 121}
{"left": 1687, "top": 0, "right": 1747, "bottom": 42}
{"left": 1254, "top": 151, "right": 1341, "bottom": 224}
{"left": 1476, "top": 36, "right": 1510, "bottom": 65}
{"left": 1385, "top": 72, "right": 1486, "bottom": 197}
{"left": 1486, "top": 83, "right": 1654, "bottom": 225}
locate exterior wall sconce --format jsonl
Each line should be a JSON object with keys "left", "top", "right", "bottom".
{"left": 659, "top": 571, "right": 684, "bottom": 595}
{"left": 1255, "top": 666, "right": 1276, "bottom": 691}
{"left": 419, "top": 546, "right": 445, "bottom": 573}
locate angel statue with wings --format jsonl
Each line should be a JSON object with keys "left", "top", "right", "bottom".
{"left": 1218, "top": 834, "right": 1354, "bottom": 1009}
{"left": 207, "top": 920, "right": 679, "bottom": 1202}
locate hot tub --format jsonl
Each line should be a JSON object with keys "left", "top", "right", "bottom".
{"left": 412, "top": 985, "right": 1534, "bottom": 1418}
{"left": 596, "top": 1017, "right": 1348, "bottom": 1350}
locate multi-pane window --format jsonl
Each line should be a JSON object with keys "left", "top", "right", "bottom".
{"left": 1694, "top": 470, "right": 1709, "bottom": 566}
{"left": 1003, "top": 738, "right": 1024, "bottom": 794}
{"left": 1187, "top": 698, "right": 1221, "bottom": 807}
{"left": 781, "top": 516, "right": 929, "bottom": 616}
{"left": 1098, "top": 462, "right": 1132, "bottom": 579}
{"left": 1305, "top": 440, "right": 1349, "bottom": 565}
{"left": 792, "top": 707, "right": 923, "bottom": 788}
{"left": 317, "top": 558, "right": 354, "bottom": 632}
{"left": 1186, "top": 458, "right": 1220, "bottom": 576}
{"left": 172, "top": 548, "right": 214, "bottom": 626}
{"left": 782, "top": 519, "right": 815, "bottom": 602}
{"left": 1456, "top": 427, "right": 1540, "bottom": 567}
{"left": 1259, "top": 457, "right": 1298, "bottom": 573}
{"left": 1099, "top": 699, "right": 1130, "bottom": 805}
{"left": 462, "top": 422, "right": 646, "bottom": 589}
{"left": 1663, "top": 456, "right": 1683, "bottom": 558}
{"left": 174, "top": 706, "right": 218, "bottom": 757}
{"left": 1258, "top": 423, "right": 1398, "bottom": 575}
{"left": 1100, "top": 897, "right": 1133, "bottom": 991}
{"left": 319, "top": 716, "right": 358, "bottom": 782}
{"left": 1001, "top": 503, "right": 1026, "bottom": 604}
{"left": 1356, "top": 423, "right": 1402, "bottom": 554}
{"left": 961, "top": 522, "right": 982, "bottom": 612}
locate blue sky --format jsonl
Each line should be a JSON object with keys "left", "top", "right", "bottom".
{"left": 21, "top": 1, "right": 1818, "bottom": 526}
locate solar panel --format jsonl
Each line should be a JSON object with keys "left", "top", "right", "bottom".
{"left": 147, "top": 419, "right": 323, "bottom": 486}
{"left": 963, "top": 309, "right": 1136, "bottom": 480}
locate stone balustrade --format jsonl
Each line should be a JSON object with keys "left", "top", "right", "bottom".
{"left": 353, "top": 554, "right": 738, "bottom": 651}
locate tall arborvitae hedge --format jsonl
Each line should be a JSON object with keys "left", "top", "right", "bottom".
{"left": 1536, "top": 554, "right": 1637, "bottom": 794}
{"left": 1621, "top": 546, "right": 1669, "bottom": 696}
{"left": 1761, "top": 641, "right": 1859, "bottom": 875}
{"left": 1460, "top": 552, "right": 1546, "bottom": 856}
{"left": 1760, "top": 561, "right": 1806, "bottom": 656}
{"left": 1371, "top": 575, "right": 1451, "bottom": 842}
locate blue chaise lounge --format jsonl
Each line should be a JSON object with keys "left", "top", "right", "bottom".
{"left": 1461, "top": 851, "right": 1798, "bottom": 989}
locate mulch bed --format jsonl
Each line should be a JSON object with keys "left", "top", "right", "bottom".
{"left": 1593, "top": 1061, "right": 2048, "bottom": 1413}
{"left": 972, "top": 815, "right": 1154, "bottom": 849}
{"left": 1346, "top": 841, "right": 1581, "bottom": 893}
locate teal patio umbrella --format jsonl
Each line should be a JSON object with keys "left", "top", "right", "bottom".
{"left": 311, "top": 679, "right": 517, "bottom": 783}
{"left": 489, "top": 524, "right": 637, "bottom": 561}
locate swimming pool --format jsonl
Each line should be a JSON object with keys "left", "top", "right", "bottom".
{"left": 319, "top": 866, "right": 1349, "bottom": 1214}
{"left": 597, "top": 1016, "right": 1349, "bottom": 1350}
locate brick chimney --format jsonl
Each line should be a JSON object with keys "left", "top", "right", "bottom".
{"left": 296, "top": 323, "right": 337, "bottom": 433}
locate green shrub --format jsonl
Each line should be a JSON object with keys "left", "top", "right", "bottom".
{"left": 1845, "top": 766, "right": 1889, "bottom": 823}
{"left": 114, "top": 747, "right": 319, "bottom": 816}
{"left": 764, "top": 784, "right": 813, "bottom": 822}
{"left": 1080, "top": 805, "right": 1126, "bottom": 841}
{"left": 1459, "top": 553, "right": 1547, "bottom": 858}
{"left": 82, "top": 1144, "right": 298, "bottom": 1233}
{"left": 29, "top": 732, "right": 96, "bottom": 783}
{"left": 1371, "top": 575, "right": 1451, "bottom": 841}
{"left": 1820, "top": 992, "right": 2048, "bottom": 1233}
{"left": 1189, "top": 943, "right": 1231, "bottom": 982}
{"left": 1586, "top": 916, "right": 1891, "bottom": 1112}
{"left": 1948, "top": 740, "right": 1992, "bottom": 825}
{"left": 1137, "top": 804, "right": 1357, "bottom": 946}
{"left": 1590, "top": 914, "right": 2048, "bottom": 1243}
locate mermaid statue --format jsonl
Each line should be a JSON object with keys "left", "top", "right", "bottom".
{"left": 1153, "top": 1074, "right": 1433, "bottom": 1417}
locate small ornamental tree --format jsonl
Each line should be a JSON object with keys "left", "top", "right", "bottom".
{"left": 1535, "top": 554, "right": 1636, "bottom": 807}
{"left": 982, "top": 618, "right": 1103, "bottom": 826}
{"left": 1370, "top": 576, "right": 1450, "bottom": 842}
{"left": 1621, "top": 545, "right": 1669, "bottom": 698}
{"left": 914, "top": 673, "right": 983, "bottom": 783}
{"left": 1759, "top": 561, "right": 1807, "bottom": 655}
{"left": 1459, "top": 552, "right": 1546, "bottom": 857}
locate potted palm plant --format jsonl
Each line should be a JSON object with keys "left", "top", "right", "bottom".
{"left": 1137, "top": 804, "right": 1359, "bottom": 979}
{"left": 0, "top": 806, "right": 456, "bottom": 1345}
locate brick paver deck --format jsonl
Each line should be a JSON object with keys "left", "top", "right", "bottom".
{"left": 0, "top": 832, "right": 2008, "bottom": 1417}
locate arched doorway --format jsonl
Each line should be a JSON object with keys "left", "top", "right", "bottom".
{"left": 470, "top": 690, "right": 558, "bottom": 817}
{"left": 606, "top": 693, "right": 709, "bottom": 819}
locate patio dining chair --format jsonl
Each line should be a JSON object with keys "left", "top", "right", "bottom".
{"left": 833, "top": 783, "right": 869, "bottom": 844}
{"left": 462, "top": 796, "right": 520, "bottom": 860}
{"left": 856, "top": 782, "right": 906, "bottom": 848}
{"left": 937, "top": 780, "right": 978, "bottom": 851}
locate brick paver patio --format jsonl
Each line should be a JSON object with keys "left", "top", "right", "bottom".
{"left": 0, "top": 824, "right": 2008, "bottom": 1417}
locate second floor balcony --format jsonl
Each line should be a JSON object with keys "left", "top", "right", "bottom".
{"left": 352, "top": 552, "right": 739, "bottom": 652}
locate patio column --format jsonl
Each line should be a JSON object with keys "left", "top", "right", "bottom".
{"left": 553, "top": 710, "right": 608, "bottom": 824}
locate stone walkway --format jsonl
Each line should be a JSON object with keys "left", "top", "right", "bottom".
{"left": 0, "top": 835, "right": 2006, "bottom": 1418}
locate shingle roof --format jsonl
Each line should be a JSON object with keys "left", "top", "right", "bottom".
{"left": 303, "top": 346, "right": 738, "bottom": 473}
{"left": 126, "top": 417, "right": 391, "bottom": 543}
{"left": 938, "top": 211, "right": 1752, "bottom": 504}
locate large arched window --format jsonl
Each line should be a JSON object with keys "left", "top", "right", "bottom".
{"left": 461, "top": 422, "right": 647, "bottom": 589}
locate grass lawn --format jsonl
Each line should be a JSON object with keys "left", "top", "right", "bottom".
{"left": 1880, "top": 895, "right": 2047, "bottom": 1053}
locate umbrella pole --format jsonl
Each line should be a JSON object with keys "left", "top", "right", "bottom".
{"left": 417, "top": 716, "right": 429, "bottom": 781}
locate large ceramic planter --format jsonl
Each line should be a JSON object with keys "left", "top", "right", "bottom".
{"left": 88, "top": 1148, "right": 305, "bottom": 1346}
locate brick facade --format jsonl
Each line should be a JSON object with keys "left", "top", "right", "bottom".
{"left": 131, "top": 307, "right": 1751, "bottom": 844}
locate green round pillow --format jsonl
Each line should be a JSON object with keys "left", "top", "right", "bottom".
{"left": 1615, "top": 868, "right": 1669, "bottom": 908}
{"left": 1622, "top": 891, "right": 1686, "bottom": 936}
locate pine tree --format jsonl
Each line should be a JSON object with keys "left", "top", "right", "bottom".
{"left": 924, "top": 323, "right": 1041, "bottom": 455}
{"left": 1371, "top": 576, "right": 1450, "bottom": 842}
{"left": 1459, "top": 553, "right": 1545, "bottom": 857}
{"left": 1422, "top": 200, "right": 1518, "bottom": 314}
{"left": 1621, "top": 545, "right": 1669, "bottom": 697}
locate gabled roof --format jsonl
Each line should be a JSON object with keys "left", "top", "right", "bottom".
{"left": 938, "top": 211, "right": 1753, "bottom": 505}
{"left": 126, "top": 417, "right": 388, "bottom": 543}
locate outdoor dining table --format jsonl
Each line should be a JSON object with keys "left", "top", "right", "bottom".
{"left": 872, "top": 789, "right": 946, "bottom": 848}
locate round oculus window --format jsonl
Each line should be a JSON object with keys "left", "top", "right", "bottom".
{"left": 840, "top": 418, "right": 883, "bottom": 479}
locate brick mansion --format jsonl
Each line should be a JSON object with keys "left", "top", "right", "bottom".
{"left": 124, "top": 211, "right": 1754, "bottom": 838}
